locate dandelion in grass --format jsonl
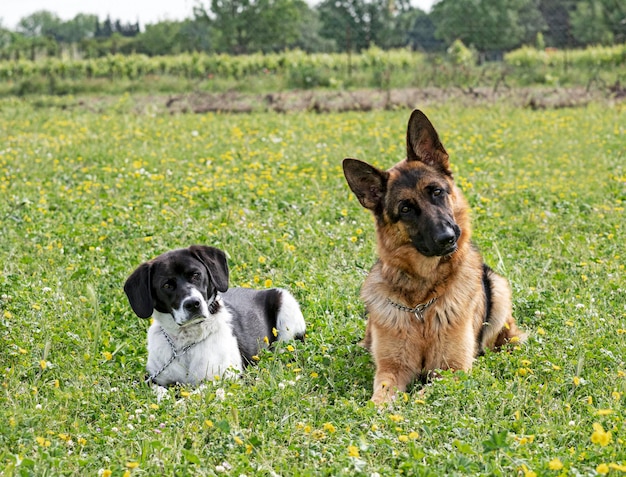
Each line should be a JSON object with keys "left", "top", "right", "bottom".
{"left": 548, "top": 458, "right": 563, "bottom": 470}
{"left": 389, "top": 414, "right": 403, "bottom": 423}
{"left": 35, "top": 436, "right": 51, "bottom": 447}
{"left": 596, "top": 463, "right": 609, "bottom": 475}
{"left": 590, "top": 423, "right": 612, "bottom": 446}
{"left": 323, "top": 422, "right": 336, "bottom": 433}
{"left": 347, "top": 445, "right": 360, "bottom": 458}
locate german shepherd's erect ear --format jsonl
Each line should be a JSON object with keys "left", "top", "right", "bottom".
{"left": 342, "top": 158, "right": 389, "bottom": 211}
{"left": 406, "top": 109, "right": 451, "bottom": 175}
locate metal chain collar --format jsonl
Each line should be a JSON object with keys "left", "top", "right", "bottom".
{"left": 145, "top": 294, "right": 221, "bottom": 384}
{"left": 387, "top": 295, "right": 438, "bottom": 322}
{"left": 145, "top": 329, "right": 203, "bottom": 384}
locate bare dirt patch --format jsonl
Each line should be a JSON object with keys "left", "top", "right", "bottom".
{"left": 61, "top": 85, "right": 626, "bottom": 114}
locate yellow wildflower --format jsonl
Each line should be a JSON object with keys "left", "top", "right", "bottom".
{"left": 347, "top": 445, "right": 360, "bottom": 458}
{"left": 548, "top": 458, "right": 563, "bottom": 470}
{"left": 35, "top": 436, "right": 51, "bottom": 447}
{"left": 596, "top": 463, "right": 609, "bottom": 474}
{"left": 591, "top": 423, "right": 612, "bottom": 447}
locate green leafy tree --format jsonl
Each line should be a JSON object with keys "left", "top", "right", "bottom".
{"left": 56, "top": 14, "right": 99, "bottom": 43}
{"left": 571, "top": 0, "right": 613, "bottom": 44}
{"left": 571, "top": 0, "right": 625, "bottom": 44}
{"left": 317, "top": 0, "right": 413, "bottom": 52}
{"left": 136, "top": 20, "right": 183, "bottom": 55}
{"left": 177, "top": 19, "right": 213, "bottom": 52}
{"left": 290, "top": 7, "right": 337, "bottom": 52}
{"left": 250, "top": 0, "right": 311, "bottom": 52}
{"left": 431, "top": 0, "right": 540, "bottom": 54}
{"left": 404, "top": 8, "right": 443, "bottom": 51}
{"left": 538, "top": 0, "right": 576, "bottom": 47}
{"left": 518, "top": 0, "right": 548, "bottom": 46}
{"left": 198, "top": 0, "right": 310, "bottom": 53}
{"left": 17, "top": 10, "right": 63, "bottom": 39}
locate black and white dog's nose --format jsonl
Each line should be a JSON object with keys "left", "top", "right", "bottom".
{"left": 184, "top": 298, "right": 201, "bottom": 312}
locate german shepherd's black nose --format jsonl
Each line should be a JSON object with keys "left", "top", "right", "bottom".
{"left": 435, "top": 226, "right": 457, "bottom": 247}
{"left": 184, "top": 298, "right": 201, "bottom": 312}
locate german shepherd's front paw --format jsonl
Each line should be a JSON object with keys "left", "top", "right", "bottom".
{"left": 371, "top": 379, "right": 403, "bottom": 406}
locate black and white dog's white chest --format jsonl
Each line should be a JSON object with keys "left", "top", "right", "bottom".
{"left": 147, "top": 306, "right": 243, "bottom": 385}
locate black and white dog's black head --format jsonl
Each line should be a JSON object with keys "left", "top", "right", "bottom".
{"left": 124, "top": 245, "right": 228, "bottom": 327}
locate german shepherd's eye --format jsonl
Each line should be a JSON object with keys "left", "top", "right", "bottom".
{"left": 432, "top": 188, "right": 443, "bottom": 197}
{"left": 399, "top": 202, "right": 413, "bottom": 215}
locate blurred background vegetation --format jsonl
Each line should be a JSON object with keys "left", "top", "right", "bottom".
{"left": 0, "top": 0, "right": 624, "bottom": 95}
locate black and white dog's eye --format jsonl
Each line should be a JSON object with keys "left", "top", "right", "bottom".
{"left": 191, "top": 273, "right": 201, "bottom": 282}
{"left": 162, "top": 280, "right": 175, "bottom": 289}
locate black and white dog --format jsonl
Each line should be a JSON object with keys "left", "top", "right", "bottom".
{"left": 124, "top": 245, "right": 306, "bottom": 386}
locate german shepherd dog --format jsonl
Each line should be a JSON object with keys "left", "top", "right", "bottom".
{"left": 343, "top": 109, "right": 525, "bottom": 405}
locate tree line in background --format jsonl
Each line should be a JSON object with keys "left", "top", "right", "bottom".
{"left": 0, "top": 0, "right": 624, "bottom": 61}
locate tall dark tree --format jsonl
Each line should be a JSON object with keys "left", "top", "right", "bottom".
{"left": 538, "top": 0, "right": 576, "bottom": 47}
{"left": 404, "top": 8, "right": 443, "bottom": 51}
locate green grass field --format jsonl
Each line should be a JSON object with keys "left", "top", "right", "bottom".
{"left": 1, "top": 98, "right": 624, "bottom": 476}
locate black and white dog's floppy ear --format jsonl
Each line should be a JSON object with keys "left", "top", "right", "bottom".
{"left": 124, "top": 262, "right": 154, "bottom": 319}
{"left": 189, "top": 245, "right": 230, "bottom": 293}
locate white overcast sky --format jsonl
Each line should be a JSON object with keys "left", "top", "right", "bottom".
{"left": 1, "top": 0, "right": 436, "bottom": 30}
